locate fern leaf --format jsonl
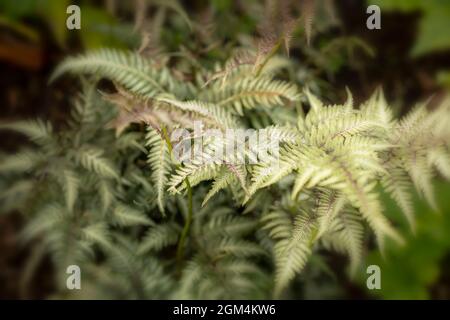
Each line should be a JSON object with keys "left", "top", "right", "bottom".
{"left": 20, "top": 203, "right": 65, "bottom": 243}
{"left": 82, "top": 223, "right": 112, "bottom": 249}
{"left": 301, "top": 0, "right": 315, "bottom": 46}
{"left": 0, "top": 149, "right": 42, "bottom": 173}
{"left": 211, "top": 238, "right": 265, "bottom": 258}
{"left": 138, "top": 222, "right": 180, "bottom": 254}
{"left": 202, "top": 170, "right": 235, "bottom": 206}
{"left": 273, "top": 211, "right": 317, "bottom": 298}
{"left": 203, "top": 76, "right": 300, "bottom": 114}
{"left": 76, "top": 148, "right": 119, "bottom": 180}
{"left": 316, "top": 189, "right": 346, "bottom": 237}
{"left": 98, "top": 179, "right": 116, "bottom": 213}
{"left": 113, "top": 203, "right": 154, "bottom": 227}
{"left": 429, "top": 147, "right": 450, "bottom": 180}
{"left": 263, "top": 210, "right": 317, "bottom": 297}
{"left": 146, "top": 128, "right": 171, "bottom": 214}
{"left": 157, "top": 97, "right": 239, "bottom": 129}
{"left": 323, "top": 209, "right": 364, "bottom": 275}
{"left": 0, "top": 120, "right": 53, "bottom": 146}
{"left": 381, "top": 164, "right": 415, "bottom": 231}
{"left": 61, "top": 169, "right": 79, "bottom": 213}
{"left": 207, "top": 214, "right": 258, "bottom": 237}
{"left": 51, "top": 49, "right": 172, "bottom": 98}
{"left": 168, "top": 162, "right": 221, "bottom": 194}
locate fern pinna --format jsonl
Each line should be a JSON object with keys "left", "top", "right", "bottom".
{"left": 1, "top": 47, "right": 450, "bottom": 299}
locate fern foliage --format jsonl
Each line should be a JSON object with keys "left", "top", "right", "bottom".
{"left": 1, "top": 40, "right": 450, "bottom": 300}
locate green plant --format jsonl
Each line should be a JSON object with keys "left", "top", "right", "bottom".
{"left": 1, "top": 42, "right": 449, "bottom": 299}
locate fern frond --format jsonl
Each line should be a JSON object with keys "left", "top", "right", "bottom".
{"left": 158, "top": 97, "right": 240, "bottom": 129}
{"left": 262, "top": 209, "right": 317, "bottom": 297}
{"left": 429, "top": 147, "right": 450, "bottom": 180}
{"left": 261, "top": 210, "right": 293, "bottom": 240}
{"left": 138, "top": 222, "right": 180, "bottom": 254}
{"left": 76, "top": 148, "right": 119, "bottom": 180}
{"left": 0, "top": 149, "right": 43, "bottom": 173}
{"left": 202, "top": 76, "right": 300, "bottom": 115}
{"left": 333, "top": 156, "right": 402, "bottom": 247}
{"left": 168, "top": 162, "right": 221, "bottom": 194}
{"left": 209, "top": 238, "right": 265, "bottom": 258}
{"left": 205, "top": 214, "right": 258, "bottom": 237}
{"left": 98, "top": 179, "right": 115, "bottom": 213}
{"left": 113, "top": 203, "right": 154, "bottom": 227}
{"left": 71, "top": 79, "right": 98, "bottom": 126}
{"left": 322, "top": 209, "right": 364, "bottom": 275}
{"left": 203, "top": 51, "right": 256, "bottom": 88}
{"left": 273, "top": 212, "right": 317, "bottom": 298}
{"left": 51, "top": 49, "right": 177, "bottom": 98}
{"left": 316, "top": 188, "right": 346, "bottom": 237}
{"left": 301, "top": 0, "right": 315, "bottom": 46}
{"left": 0, "top": 179, "right": 33, "bottom": 212}
{"left": 360, "top": 88, "right": 394, "bottom": 126}
{"left": 406, "top": 153, "right": 437, "bottom": 210}
{"left": 146, "top": 128, "right": 171, "bottom": 213}
{"left": 0, "top": 120, "right": 53, "bottom": 146}
{"left": 202, "top": 169, "right": 235, "bottom": 206}
{"left": 176, "top": 258, "right": 204, "bottom": 299}
{"left": 273, "top": 239, "right": 311, "bottom": 297}
{"left": 82, "top": 223, "right": 112, "bottom": 249}
{"left": 304, "top": 88, "right": 324, "bottom": 112}
{"left": 381, "top": 164, "right": 415, "bottom": 230}
{"left": 20, "top": 203, "right": 65, "bottom": 243}
{"left": 61, "top": 169, "right": 79, "bottom": 213}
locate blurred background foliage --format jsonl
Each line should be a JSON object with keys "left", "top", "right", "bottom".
{"left": 1, "top": 0, "right": 450, "bottom": 299}
{"left": 370, "top": 0, "right": 450, "bottom": 57}
{"left": 359, "top": 2, "right": 450, "bottom": 300}
{"left": 0, "top": 0, "right": 138, "bottom": 53}
{"left": 360, "top": 182, "right": 450, "bottom": 299}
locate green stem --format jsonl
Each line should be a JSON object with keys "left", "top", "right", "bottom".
{"left": 176, "top": 178, "right": 192, "bottom": 273}
{"left": 161, "top": 126, "right": 193, "bottom": 274}
{"left": 161, "top": 126, "right": 174, "bottom": 155}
